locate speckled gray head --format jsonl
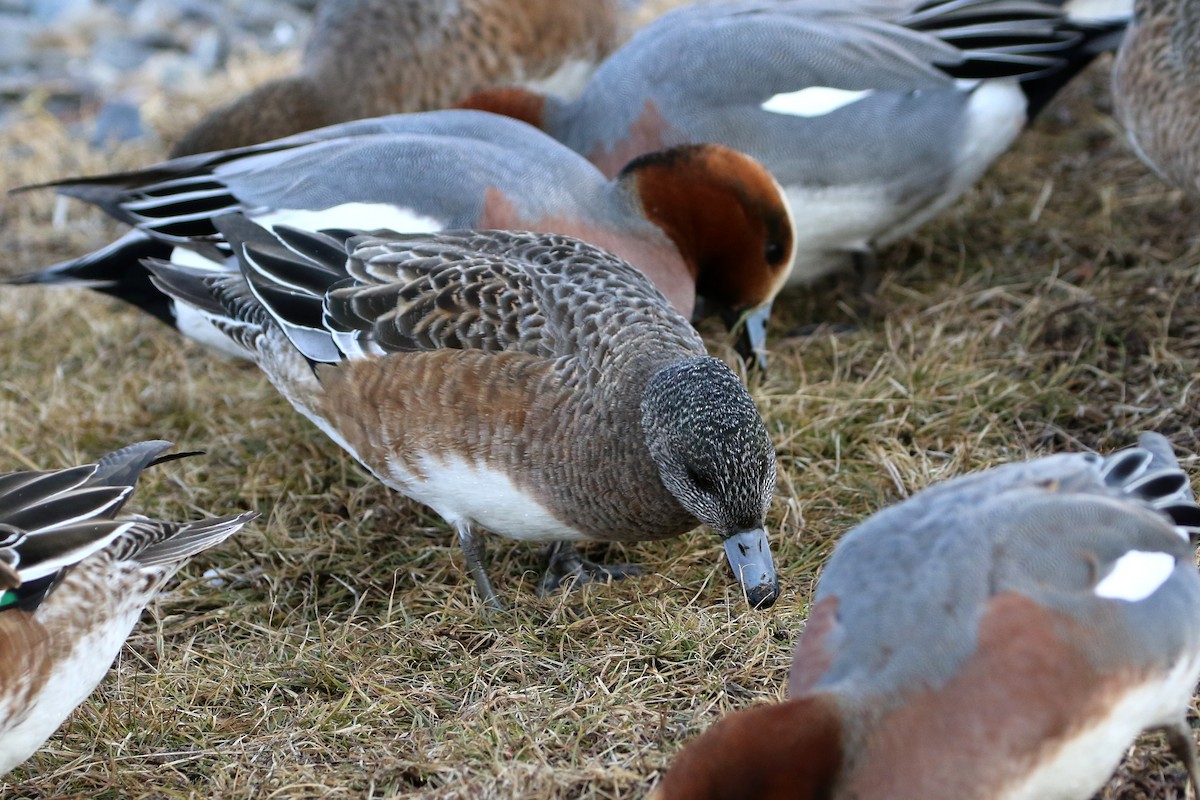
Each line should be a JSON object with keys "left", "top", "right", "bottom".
{"left": 641, "top": 355, "right": 779, "bottom": 608}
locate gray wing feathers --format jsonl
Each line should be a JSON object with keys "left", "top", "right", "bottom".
{"left": 0, "top": 443, "right": 254, "bottom": 587}
{"left": 116, "top": 512, "right": 258, "bottom": 570}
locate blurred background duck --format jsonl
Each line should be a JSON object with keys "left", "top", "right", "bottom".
{"left": 460, "top": 0, "right": 1131, "bottom": 293}
{"left": 171, "top": 0, "right": 626, "bottom": 156}
{"left": 1112, "top": 0, "right": 1200, "bottom": 197}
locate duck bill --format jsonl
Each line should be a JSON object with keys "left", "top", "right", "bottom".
{"left": 722, "top": 527, "right": 779, "bottom": 609}
{"left": 722, "top": 302, "right": 772, "bottom": 371}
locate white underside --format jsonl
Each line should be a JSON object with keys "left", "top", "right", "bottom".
{"left": 385, "top": 453, "right": 587, "bottom": 542}
{"left": 1000, "top": 653, "right": 1200, "bottom": 800}
{"left": 781, "top": 182, "right": 892, "bottom": 286}
{"left": 783, "top": 81, "right": 1027, "bottom": 287}
{"left": 875, "top": 80, "right": 1027, "bottom": 247}
{"left": 0, "top": 602, "right": 144, "bottom": 774}
{"left": 248, "top": 337, "right": 584, "bottom": 543}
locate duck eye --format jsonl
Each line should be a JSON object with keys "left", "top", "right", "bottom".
{"left": 687, "top": 465, "right": 717, "bottom": 494}
{"left": 765, "top": 240, "right": 786, "bottom": 264}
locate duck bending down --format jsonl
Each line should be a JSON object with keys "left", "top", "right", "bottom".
{"left": 652, "top": 432, "right": 1200, "bottom": 799}
{"left": 0, "top": 441, "right": 255, "bottom": 777}
{"left": 9, "top": 110, "right": 794, "bottom": 367}
{"left": 459, "top": 0, "right": 1128, "bottom": 290}
{"left": 144, "top": 216, "right": 781, "bottom": 610}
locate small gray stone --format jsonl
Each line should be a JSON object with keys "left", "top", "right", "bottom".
{"left": 89, "top": 97, "right": 146, "bottom": 148}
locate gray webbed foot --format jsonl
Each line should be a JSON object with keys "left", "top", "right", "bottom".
{"left": 537, "top": 541, "right": 643, "bottom": 595}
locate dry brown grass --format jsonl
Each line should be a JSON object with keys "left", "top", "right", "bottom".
{"left": 2, "top": 10, "right": 1200, "bottom": 800}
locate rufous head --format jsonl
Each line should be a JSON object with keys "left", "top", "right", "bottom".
{"left": 650, "top": 694, "right": 843, "bottom": 800}
{"left": 618, "top": 144, "right": 795, "bottom": 321}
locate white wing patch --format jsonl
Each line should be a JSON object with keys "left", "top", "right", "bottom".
{"left": 255, "top": 202, "right": 443, "bottom": 234}
{"left": 1094, "top": 550, "right": 1176, "bottom": 602}
{"left": 761, "top": 87, "right": 873, "bottom": 118}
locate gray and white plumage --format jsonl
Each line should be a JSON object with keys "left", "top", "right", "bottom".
{"left": 10, "top": 110, "right": 795, "bottom": 362}
{"left": 653, "top": 432, "right": 1200, "bottom": 799}
{"left": 0, "top": 442, "right": 255, "bottom": 777}
{"left": 463, "top": 0, "right": 1128, "bottom": 288}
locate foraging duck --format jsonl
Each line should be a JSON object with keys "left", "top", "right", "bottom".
{"left": 1112, "top": 0, "right": 1200, "bottom": 197}
{"left": 144, "top": 217, "right": 781, "bottom": 610}
{"left": 0, "top": 441, "right": 255, "bottom": 777}
{"left": 172, "top": 0, "right": 624, "bottom": 155}
{"left": 459, "top": 0, "right": 1127, "bottom": 289}
{"left": 651, "top": 432, "right": 1200, "bottom": 799}
{"left": 11, "top": 110, "right": 794, "bottom": 365}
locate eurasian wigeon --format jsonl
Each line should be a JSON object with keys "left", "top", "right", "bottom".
{"left": 172, "top": 0, "right": 624, "bottom": 155}
{"left": 459, "top": 0, "right": 1127, "bottom": 290}
{"left": 143, "top": 216, "right": 782, "bottom": 610}
{"left": 11, "top": 110, "right": 794, "bottom": 365}
{"left": 1112, "top": 0, "right": 1200, "bottom": 197}
{"left": 651, "top": 432, "right": 1200, "bottom": 799}
{"left": 0, "top": 441, "right": 255, "bottom": 777}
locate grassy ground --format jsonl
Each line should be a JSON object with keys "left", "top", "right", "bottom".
{"left": 1, "top": 8, "right": 1199, "bottom": 800}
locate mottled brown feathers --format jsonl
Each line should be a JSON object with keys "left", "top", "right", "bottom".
{"left": 1113, "top": 0, "right": 1200, "bottom": 196}
{"left": 173, "top": 0, "right": 622, "bottom": 155}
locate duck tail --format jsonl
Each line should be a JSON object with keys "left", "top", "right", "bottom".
{"left": 903, "top": 0, "right": 1129, "bottom": 119}
{"left": 1102, "top": 433, "right": 1200, "bottom": 542}
{"left": 5, "top": 231, "right": 180, "bottom": 327}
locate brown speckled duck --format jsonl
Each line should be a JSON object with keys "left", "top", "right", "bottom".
{"left": 1113, "top": 0, "right": 1200, "bottom": 196}
{"left": 173, "top": 0, "right": 624, "bottom": 155}
{"left": 144, "top": 217, "right": 782, "bottom": 611}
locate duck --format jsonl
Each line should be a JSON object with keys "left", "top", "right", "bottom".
{"left": 142, "top": 216, "right": 781, "bottom": 610}
{"left": 650, "top": 432, "right": 1200, "bottom": 799}
{"left": 457, "top": 0, "right": 1128, "bottom": 290}
{"left": 0, "top": 441, "right": 255, "bottom": 777}
{"left": 10, "top": 110, "right": 795, "bottom": 367}
{"left": 172, "top": 0, "right": 625, "bottom": 156}
{"left": 1111, "top": 0, "right": 1200, "bottom": 196}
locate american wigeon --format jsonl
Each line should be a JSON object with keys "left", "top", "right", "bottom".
{"left": 143, "top": 216, "right": 782, "bottom": 610}
{"left": 173, "top": 0, "right": 624, "bottom": 155}
{"left": 12, "top": 110, "right": 794, "bottom": 366}
{"left": 0, "top": 441, "right": 255, "bottom": 777}
{"left": 459, "top": 0, "right": 1127, "bottom": 290}
{"left": 651, "top": 432, "right": 1200, "bottom": 799}
{"left": 1112, "top": 0, "right": 1200, "bottom": 196}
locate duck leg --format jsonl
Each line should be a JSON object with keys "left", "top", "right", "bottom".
{"left": 455, "top": 522, "right": 505, "bottom": 612}
{"left": 538, "top": 542, "right": 642, "bottom": 595}
{"left": 1161, "top": 717, "right": 1200, "bottom": 797}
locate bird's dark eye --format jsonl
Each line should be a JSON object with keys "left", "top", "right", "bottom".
{"left": 765, "top": 240, "right": 786, "bottom": 264}
{"left": 687, "top": 465, "right": 717, "bottom": 494}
